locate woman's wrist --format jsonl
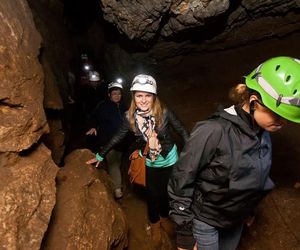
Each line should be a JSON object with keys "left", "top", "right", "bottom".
{"left": 96, "top": 153, "right": 104, "bottom": 161}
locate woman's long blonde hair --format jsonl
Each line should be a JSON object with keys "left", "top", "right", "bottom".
{"left": 128, "top": 93, "right": 165, "bottom": 132}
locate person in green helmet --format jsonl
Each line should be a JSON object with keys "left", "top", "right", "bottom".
{"left": 168, "top": 56, "right": 300, "bottom": 250}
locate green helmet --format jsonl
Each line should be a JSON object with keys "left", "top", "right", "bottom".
{"left": 245, "top": 56, "right": 300, "bottom": 123}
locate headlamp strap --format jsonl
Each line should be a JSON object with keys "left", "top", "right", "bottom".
{"left": 253, "top": 65, "right": 300, "bottom": 107}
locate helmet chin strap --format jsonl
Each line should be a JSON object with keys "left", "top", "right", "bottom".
{"left": 249, "top": 100, "right": 258, "bottom": 129}
{"left": 249, "top": 100, "right": 263, "bottom": 132}
{"left": 250, "top": 100, "right": 256, "bottom": 116}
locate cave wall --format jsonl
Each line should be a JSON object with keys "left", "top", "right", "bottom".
{"left": 0, "top": 0, "right": 129, "bottom": 249}
{"left": 0, "top": 0, "right": 58, "bottom": 248}
{"left": 0, "top": 0, "right": 48, "bottom": 151}
{"left": 26, "top": 0, "right": 80, "bottom": 164}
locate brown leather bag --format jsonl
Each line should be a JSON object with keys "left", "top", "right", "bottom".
{"left": 128, "top": 142, "right": 149, "bottom": 186}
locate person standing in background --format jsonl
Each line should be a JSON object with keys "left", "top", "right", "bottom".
{"left": 86, "top": 81, "right": 127, "bottom": 199}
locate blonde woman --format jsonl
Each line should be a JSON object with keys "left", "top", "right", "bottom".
{"left": 87, "top": 74, "right": 189, "bottom": 248}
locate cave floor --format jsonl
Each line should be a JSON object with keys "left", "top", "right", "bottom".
{"left": 117, "top": 178, "right": 300, "bottom": 250}
{"left": 117, "top": 161, "right": 177, "bottom": 250}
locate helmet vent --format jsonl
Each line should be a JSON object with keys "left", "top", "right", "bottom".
{"left": 286, "top": 75, "right": 291, "bottom": 82}
{"left": 275, "top": 65, "right": 280, "bottom": 71}
{"left": 293, "top": 89, "right": 298, "bottom": 95}
{"left": 251, "top": 72, "right": 260, "bottom": 79}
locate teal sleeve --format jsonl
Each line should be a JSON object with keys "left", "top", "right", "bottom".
{"left": 96, "top": 153, "right": 104, "bottom": 161}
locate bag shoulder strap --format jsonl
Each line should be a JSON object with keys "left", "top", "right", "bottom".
{"left": 142, "top": 141, "right": 149, "bottom": 156}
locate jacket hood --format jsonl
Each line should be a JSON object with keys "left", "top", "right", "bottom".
{"left": 211, "top": 105, "right": 257, "bottom": 138}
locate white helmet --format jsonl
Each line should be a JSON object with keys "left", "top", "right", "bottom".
{"left": 81, "top": 53, "right": 88, "bottom": 60}
{"left": 89, "top": 71, "right": 100, "bottom": 81}
{"left": 108, "top": 81, "right": 123, "bottom": 90}
{"left": 130, "top": 74, "right": 157, "bottom": 94}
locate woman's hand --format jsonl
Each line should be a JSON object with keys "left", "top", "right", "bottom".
{"left": 86, "top": 128, "right": 97, "bottom": 136}
{"left": 86, "top": 157, "right": 101, "bottom": 168}
{"left": 244, "top": 215, "right": 255, "bottom": 227}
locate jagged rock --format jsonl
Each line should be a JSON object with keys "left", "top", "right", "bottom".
{"left": 26, "top": 0, "right": 79, "bottom": 164}
{"left": 0, "top": 2, "right": 60, "bottom": 250}
{"left": 100, "top": 0, "right": 230, "bottom": 40}
{"left": 0, "top": 144, "right": 59, "bottom": 249}
{"left": 41, "top": 55, "right": 64, "bottom": 110}
{"left": 161, "top": 0, "right": 230, "bottom": 36}
{"left": 101, "top": 0, "right": 172, "bottom": 40}
{"left": 0, "top": 0, "right": 48, "bottom": 152}
{"left": 42, "top": 119, "right": 65, "bottom": 165}
{"left": 43, "top": 149, "right": 128, "bottom": 250}
{"left": 99, "top": 0, "right": 300, "bottom": 43}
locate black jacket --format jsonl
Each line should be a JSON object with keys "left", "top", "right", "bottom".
{"left": 168, "top": 105, "right": 275, "bottom": 228}
{"left": 88, "top": 99, "right": 127, "bottom": 150}
{"left": 98, "top": 108, "right": 189, "bottom": 159}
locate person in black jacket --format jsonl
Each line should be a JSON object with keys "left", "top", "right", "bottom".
{"left": 168, "top": 56, "right": 300, "bottom": 250}
{"left": 86, "top": 81, "right": 127, "bottom": 199}
{"left": 86, "top": 74, "right": 189, "bottom": 248}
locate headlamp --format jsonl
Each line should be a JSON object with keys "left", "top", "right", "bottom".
{"left": 132, "top": 76, "right": 154, "bottom": 86}
{"left": 84, "top": 64, "right": 90, "bottom": 71}
{"left": 139, "top": 77, "right": 147, "bottom": 84}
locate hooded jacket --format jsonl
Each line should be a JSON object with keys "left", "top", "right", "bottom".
{"left": 168, "top": 105, "right": 275, "bottom": 228}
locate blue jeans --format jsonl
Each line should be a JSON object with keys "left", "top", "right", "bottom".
{"left": 192, "top": 219, "right": 243, "bottom": 250}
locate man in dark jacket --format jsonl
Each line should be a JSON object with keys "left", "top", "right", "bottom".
{"left": 86, "top": 81, "right": 127, "bottom": 199}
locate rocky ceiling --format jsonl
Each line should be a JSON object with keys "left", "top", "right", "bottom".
{"left": 61, "top": 0, "right": 300, "bottom": 77}
{"left": 99, "top": 0, "right": 300, "bottom": 55}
